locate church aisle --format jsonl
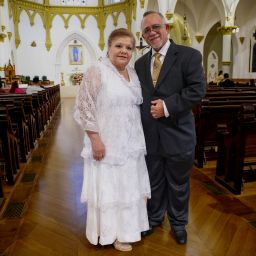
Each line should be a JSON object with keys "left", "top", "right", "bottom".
{"left": 1, "top": 98, "right": 256, "bottom": 256}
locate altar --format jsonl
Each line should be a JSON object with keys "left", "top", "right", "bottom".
{"left": 59, "top": 68, "right": 83, "bottom": 98}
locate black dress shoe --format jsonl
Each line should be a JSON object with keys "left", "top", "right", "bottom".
{"left": 141, "top": 225, "right": 153, "bottom": 237}
{"left": 171, "top": 229, "right": 187, "bottom": 244}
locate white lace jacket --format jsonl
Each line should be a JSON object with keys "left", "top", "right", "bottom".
{"left": 74, "top": 58, "right": 146, "bottom": 165}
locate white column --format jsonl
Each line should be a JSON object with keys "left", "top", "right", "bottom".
{"left": 158, "top": 0, "right": 168, "bottom": 15}
{"left": 218, "top": 26, "right": 233, "bottom": 75}
{"left": 192, "top": 35, "right": 204, "bottom": 55}
{"left": 222, "top": 33, "right": 232, "bottom": 74}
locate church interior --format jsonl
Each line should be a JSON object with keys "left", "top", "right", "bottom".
{"left": 0, "top": 0, "right": 256, "bottom": 255}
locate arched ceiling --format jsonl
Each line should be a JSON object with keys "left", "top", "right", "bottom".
{"left": 27, "top": 0, "right": 124, "bottom": 6}
{"left": 235, "top": 0, "right": 256, "bottom": 36}
{"left": 174, "top": 0, "right": 225, "bottom": 35}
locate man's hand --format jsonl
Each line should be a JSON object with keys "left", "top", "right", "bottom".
{"left": 150, "top": 99, "right": 165, "bottom": 119}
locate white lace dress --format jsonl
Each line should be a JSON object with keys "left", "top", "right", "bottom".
{"left": 74, "top": 58, "right": 151, "bottom": 246}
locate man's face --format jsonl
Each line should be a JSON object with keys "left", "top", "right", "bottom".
{"left": 141, "top": 13, "right": 169, "bottom": 51}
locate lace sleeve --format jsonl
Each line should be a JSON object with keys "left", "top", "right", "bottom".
{"left": 73, "top": 64, "right": 102, "bottom": 132}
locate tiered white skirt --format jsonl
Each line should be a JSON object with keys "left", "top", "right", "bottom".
{"left": 81, "top": 153, "right": 151, "bottom": 245}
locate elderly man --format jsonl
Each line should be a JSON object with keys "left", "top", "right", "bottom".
{"left": 135, "top": 11, "right": 206, "bottom": 244}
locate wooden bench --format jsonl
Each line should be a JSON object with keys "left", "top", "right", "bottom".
{"left": 232, "top": 78, "right": 255, "bottom": 86}
{"left": 0, "top": 179, "right": 4, "bottom": 208}
{"left": 215, "top": 104, "right": 256, "bottom": 194}
{"left": 0, "top": 108, "right": 20, "bottom": 185}
{"left": 195, "top": 104, "right": 242, "bottom": 167}
{"left": 194, "top": 88, "right": 256, "bottom": 167}
{"left": 0, "top": 98, "right": 31, "bottom": 162}
{"left": 206, "top": 87, "right": 256, "bottom": 93}
{"left": 0, "top": 85, "right": 60, "bottom": 190}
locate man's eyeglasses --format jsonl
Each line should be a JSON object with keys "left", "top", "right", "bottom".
{"left": 142, "top": 24, "right": 166, "bottom": 36}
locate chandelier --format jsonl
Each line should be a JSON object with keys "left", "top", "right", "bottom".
{"left": 60, "top": 0, "right": 87, "bottom": 5}
{"left": 182, "top": 0, "right": 188, "bottom": 42}
{"left": 182, "top": 14, "right": 188, "bottom": 41}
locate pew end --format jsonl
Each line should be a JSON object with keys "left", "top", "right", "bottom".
{"left": 215, "top": 104, "right": 256, "bottom": 194}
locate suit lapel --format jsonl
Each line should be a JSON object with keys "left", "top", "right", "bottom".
{"left": 155, "top": 42, "right": 178, "bottom": 88}
{"left": 142, "top": 51, "right": 155, "bottom": 94}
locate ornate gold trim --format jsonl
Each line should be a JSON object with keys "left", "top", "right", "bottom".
{"left": 132, "top": 0, "right": 136, "bottom": 20}
{"left": 217, "top": 26, "right": 238, "bottom": 35}
{"left": 31, "top": 40, "right": 36, "bottom": 47}
{"left": 12, "top": 3, "right": 22, "bottom": 48}
{"left": 111, "top": 12, "right": 121, "bottom": 27}
{"left": 95, "top": 11, "right": 107, "bottom": 50}
{"left": 140, "top": 0, "right": 144, "bottom": 8}
{"left": 222, "top": 61, "right": 232, "bottom": 65}
{"left": 239, "top": 36, "right": 245, "bottom": 44}
{"left": 135, "top": 31, "right": 140, "bottom": 40}
{"left": 8, "top": 0, "right": 135, "bottom": 51}
{"left": 24, "top": 9, "right": 37, "bottom": 26}
{"left": 60, "top": 72, "right": 65, "bottom": 86}
{"left": 7, "top": 31, "right": 12, "bottom": 40}
{"left": 0, "top": 33, "right": 6, "bottom": 42}
{"left": 195, "top": 35, "right": 204, "bottom": 43}
{"left": 165, "top": 11, "right": 173, "bottom": 21}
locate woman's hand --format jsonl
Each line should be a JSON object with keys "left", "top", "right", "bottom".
{"left": 87, "top": 132, "right": 106, "bottom": 161}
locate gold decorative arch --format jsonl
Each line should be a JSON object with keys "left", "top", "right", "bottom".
{"left": 8, "top": 0, "right": 136, "bottom": 51}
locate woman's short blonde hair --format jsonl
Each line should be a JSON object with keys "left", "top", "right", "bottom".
{"left": 108, "top": 28, "right": 136, "bottom": 49}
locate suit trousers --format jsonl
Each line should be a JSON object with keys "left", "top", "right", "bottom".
{"left": 145, "top": 149, "right": 194, "bottom": 230}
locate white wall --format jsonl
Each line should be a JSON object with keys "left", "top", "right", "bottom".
{"left": 11, "top": 5, "right": 128, "bottom": 85}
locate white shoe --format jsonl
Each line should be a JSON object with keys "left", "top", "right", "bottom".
{"left": 113, "top": 240, "right": 132, "bottom": 252}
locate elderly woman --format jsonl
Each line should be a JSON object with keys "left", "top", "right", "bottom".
{"left": 74, "top": 28, "right": 151, "bottom": 251}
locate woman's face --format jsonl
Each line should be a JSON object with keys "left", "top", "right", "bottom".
{"left": 108, "top": 36, "right": 133, "bottom": 71}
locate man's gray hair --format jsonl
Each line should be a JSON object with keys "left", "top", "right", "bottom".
{"left": 141, "top": 11, "right": 167, "bottom": 29}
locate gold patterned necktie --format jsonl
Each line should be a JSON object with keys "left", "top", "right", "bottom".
{"left": 152, "top": 52, "right": 162, "bottom": 86}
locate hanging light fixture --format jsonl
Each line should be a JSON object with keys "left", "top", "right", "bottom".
{"left": 182, "top": 15, "right": 188, "bottom": 41}
{"left": 182, "top": 0, "right": 188, "bottom": 42}
{"left": 61, "top": 0, "right": 87, "bottom": 5}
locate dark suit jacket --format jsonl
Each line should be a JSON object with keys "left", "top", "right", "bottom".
{"left": 220, "top": 79, "right": 234, "bottom": 87}
{"left": 135, "top": 41, "right": 206, "bottom": 155}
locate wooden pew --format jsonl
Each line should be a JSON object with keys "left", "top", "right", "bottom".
{"left": 215, "top": 104, "right": 256, "bottom": 194}
{"left": 0, "top": 98, "right": 31, "bottom": 162}
{"left": 194, "top": 88, "right": 256, "bottom": 167}
{"left": 0, "top": 108, "right": 20, "bottom": 185}
{"left": 23, "top": 96, "right": 38, "bottom": 148}
{"left": 0, "top": 85, "right": 60, "bottom": 190}
{"left": 206, "top": 87, "right": 256, "bottom": 95}
{"left": 206, "top": 89, "right": 256, "bottom": 97}
{"left": 0, "top": 179, "right": 3, "bottom": 206}
{"left": 205, "top": 95, "right": 256, "bottom": 102}
{"left": 0, "top": 94, "right": 39, "bottom": 143}
{"left": 31, "top": 93, "right": 44, "bottom": 137}
{"left": 232, "top": 78, "right": 255, "bottom": 86}
{"left": 195, "top": 104, "right": 241, "bottom": 167}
